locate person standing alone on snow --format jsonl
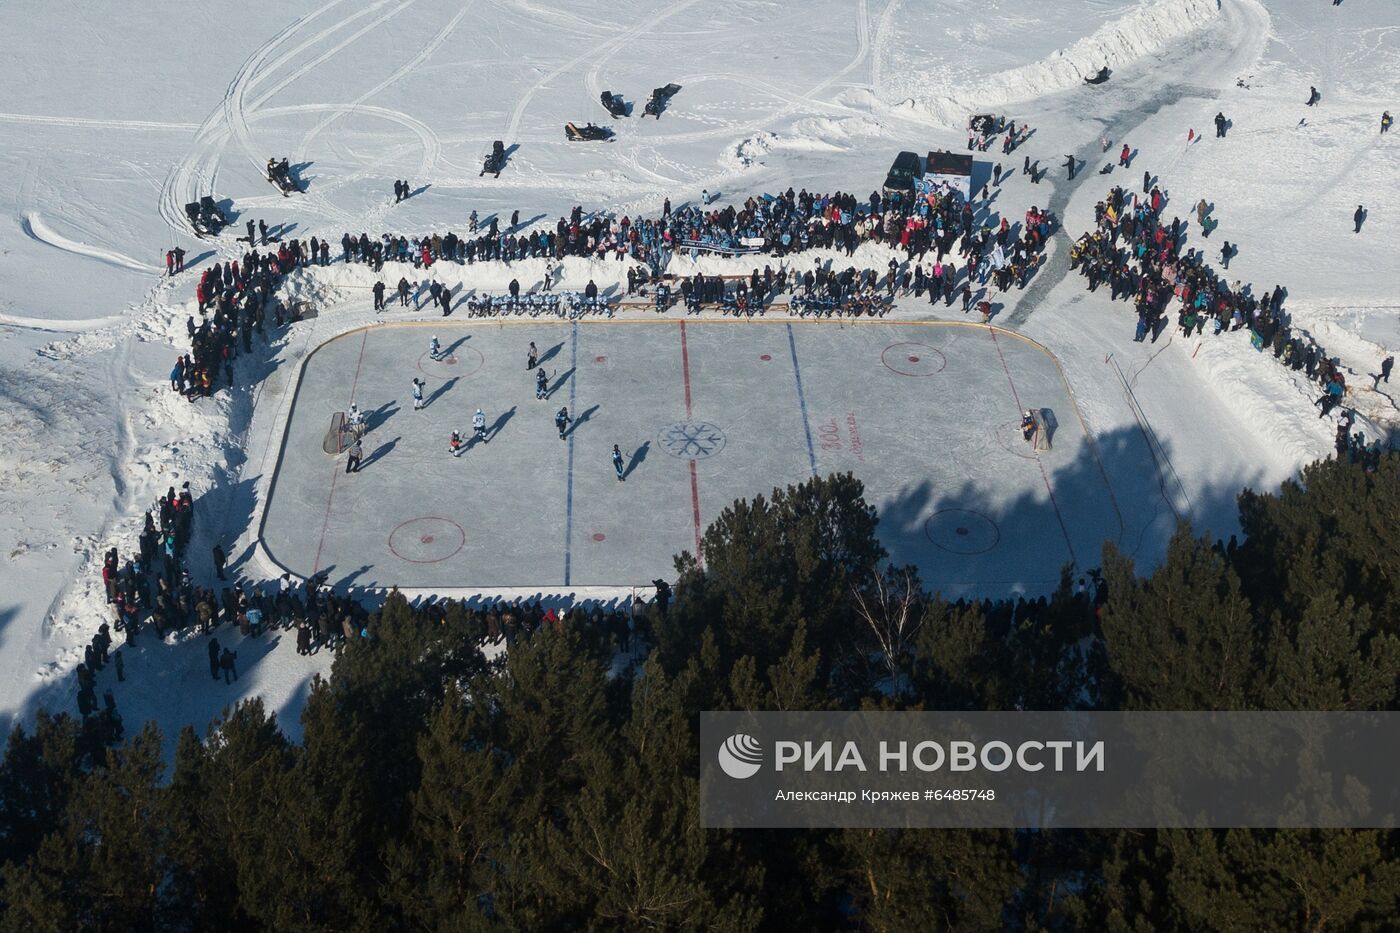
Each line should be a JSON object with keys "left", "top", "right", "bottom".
{"left": 612, "top": 444, "right": 625, "bottom": 481}
{"left": 1355, "top": 205, "right": 1366, "bottom": 233}
{"left": 1373, "top": 355, "right": 1393, "bottom": 388}
{"left": 1383, "top": 111, "right": 1393, "bottom": 134}
{"left": 1064, "top": 155, "right": 1076, "bottom": 180}
{"left": 411, "top": 378, "right": 425, "bottom": 410}
{"left": 220, "top": 648, "right": 238, "bottom": 683}
{"left": 1215, "top": 112, "right": 1228, "bottom": 137}
{"left": 1306, "top": 86, "right": 1320, "bottom": 106}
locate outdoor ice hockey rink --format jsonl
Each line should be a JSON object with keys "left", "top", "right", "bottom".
{"left": 259, "top": 319, "right": 1123, "bottom": 595}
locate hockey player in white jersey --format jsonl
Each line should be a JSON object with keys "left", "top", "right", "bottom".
{"left": 428, "top": 335, "right": 444, "bottom": 360}
{"left": 473, "top": 408, "right": 487, "bottom": 443}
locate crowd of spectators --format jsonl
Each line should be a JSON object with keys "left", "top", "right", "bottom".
{"left": 1071, "top": 183, "right": 1356, "bottom": 421}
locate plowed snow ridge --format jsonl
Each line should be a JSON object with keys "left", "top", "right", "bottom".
{"left": 20, "top": 213, "right": 158, "bottom": 274}
{"left": 893, "top": 0, "right": 1221, "bottom": 125}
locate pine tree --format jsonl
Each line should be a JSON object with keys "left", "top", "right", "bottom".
{"left": 839, "top": 827, "right": 1020, "bottom": 931}
{"left": 1099, "top": 525, "right": 1261, "bottom": 710}
{"left": 660, "top": 472, "right": 885, "bottom": 689}
{"left": 382, "top": 685, "right": 508, "bottom": 931}
{"left": 162, "top": 702, "right": 290, "bottom": 927}
{"left": 227, "top": 678, "right": 378, "bottom": 929}
{"left": 1238, "top": 455, "right": 1400, "bottom": 633}
{"left": 2, "top": 723, "right": 166, "bottom": 930}
{"left": 0, "top": 712, "right": 92, "bottom": 874}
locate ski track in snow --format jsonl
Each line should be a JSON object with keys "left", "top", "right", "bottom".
{"left": 0, "top": 112, "right": 200, "bottom": 132}
{"left": 0, "top": 312, "right": 132, "bottom": 333}
{"left": 20, "top": 212, "right": 160, "bottom": 274}
{"left": 295, "top": 1, "right": 472, "bottom": 167}
{"left": 508, "top": 0, "right": 706, "bottom": 145}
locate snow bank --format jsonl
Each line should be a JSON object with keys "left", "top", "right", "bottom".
{"left": 718, "top": 119, "right": 875, "bottom": 173}
{"left": 1188, "top": 328, "right": 1336, "bottom": 471}
{"left": 894, "top": 0, "right": 1221, "bottom": 127}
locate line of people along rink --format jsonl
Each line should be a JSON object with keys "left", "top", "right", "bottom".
{"left": 334, "top": 184, "right": 1055, "bottom": 318}
{"left": 172, "top": 182, "right": 1056, "bottom": 403}
{"left": 1069, "top": 182, "right": 1383, "bottom": 461}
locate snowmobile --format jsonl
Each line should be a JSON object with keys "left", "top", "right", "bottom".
{"left": 565, "top": 122, "right": 614, "bottom": 142}
{"left": 194, "top": 196, "right": 228, "bottom": 235}
{"left": 600, "top": 91, "right": 628, "bottom": 118}
{"left": 480, "top": 140, "right": 506, "bottom": 177}
{"left": 1084, "top": 67, "right": 1110, "bottom": 85}
{"left": 266, "top": 158, "right": 299, "bottom": 195}
{"left": 184, "top": 202, "right": 207, "bottom": 236}
{"left": 642, "top": 83, "right": 682, "bottom": 119}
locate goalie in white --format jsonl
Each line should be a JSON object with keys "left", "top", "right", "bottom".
{"left": 347, "top": 403, "right": 367, "bottom": 438}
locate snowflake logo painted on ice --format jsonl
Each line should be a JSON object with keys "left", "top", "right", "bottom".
{"left": 659, "top": 421, "right": 726, "bottom": 459}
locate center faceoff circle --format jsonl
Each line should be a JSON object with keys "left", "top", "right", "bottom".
{"left": 658, "top": 421, "right": 726, "bottom": 459}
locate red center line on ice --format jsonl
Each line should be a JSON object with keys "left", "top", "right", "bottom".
{"left": 680, "top": 321, "right": 703, "bottom": 563}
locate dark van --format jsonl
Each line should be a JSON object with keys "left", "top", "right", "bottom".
{"left": 882, "top": 150, "right": 922, "bottom": 196}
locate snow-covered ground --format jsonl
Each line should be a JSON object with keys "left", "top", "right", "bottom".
{"left": 1, "top": 0, "right": 1396, "bottom": 743}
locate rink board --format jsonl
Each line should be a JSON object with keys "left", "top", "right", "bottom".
{"left": 259, "top": 321, "right": 1122, "bottom": 595}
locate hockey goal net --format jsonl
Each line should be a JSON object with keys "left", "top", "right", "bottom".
{"left": 1030, "top": 408, "right": 1054, "bottom": 452}
{"left": 323, "top": 411, "right": 348, "bottom": 454}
